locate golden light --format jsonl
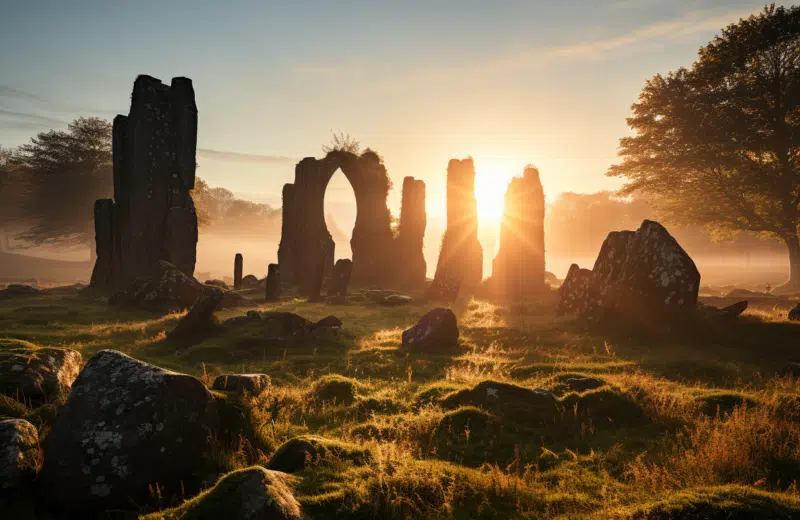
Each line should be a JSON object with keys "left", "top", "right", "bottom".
{"left": 474, "top": 157, "right": 527, "bottom": 223}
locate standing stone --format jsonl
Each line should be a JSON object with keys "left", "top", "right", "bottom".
{"left": 234, "top": 253, "right": 244, "bottom": 290}
{"left": 492, "top": 166, "right": 546, "bottom": 301}
{"left": 428, "top": 159, "right": 482, "bottom": 300}
{"left": 277, "top": 183, "right": 297, "bottom": 286}
{"left": 329, "top": 259, "right": 353, "bottom": 301}
{"left": 556, "top": 264, "right": 593, "bottom": 316}
{"left": 89, "top": 75, "right": 199, "bottom": 291}
{"left": 266, "top": 263, "right": 281, "bottom": 302}
{"left": 395, "top": 176, "right": 427, "bottom": 288}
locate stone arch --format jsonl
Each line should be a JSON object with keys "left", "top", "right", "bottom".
{"left": 278, "top": 150, "right": 395, "bottom": 291}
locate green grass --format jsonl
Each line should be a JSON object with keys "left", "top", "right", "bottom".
{"left": 2, "top": 286, "right": 800, "bottom": 518}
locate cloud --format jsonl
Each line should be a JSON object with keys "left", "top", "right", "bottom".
{"left": 197, "top": 148, "right": 297, "bottom": 165}
{"left": 0, "top": 108, "right": 69, "bottom": 126}
{"left": 0, "top": 84, "right": 48, "bottom": 103}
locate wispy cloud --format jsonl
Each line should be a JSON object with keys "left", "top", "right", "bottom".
{"left": 0, "top": 108, "right": 69, "bottom": 126}
{"left": 0, "top": 84, "right": 48, "bottom": 103}
{"left": 197, "top": 148, "right": 297, "bottom": 165}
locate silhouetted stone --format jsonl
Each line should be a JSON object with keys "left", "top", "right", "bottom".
{"left": 277, "top": 183, "right": 297, "bottom": 285}
{"left": 0, "top": 418, "right": 38, "bottom": 490}
{"left": 329, "top": 258, "right": 353, "bottom": 299}
{"left": 89, "top": 75, "right": 199, "bottom": 291}
{"left": 266, "top": 263, "right": 280, "bottom": 301}
{"left": 556, "top": 264, "right": 593, "bottom": 316}
{"left": 0, "top": 284, "right": 41, "bottom": 298}
{"left": 789, "top": 304, "right": 800, "bottom": 321}
{"left": 266, "top": 436, "right": 371, "bottom": 474}
{"left": 168, "top": 287, "right": 223, "bottom": 343}
{"left": 313, "top": 316, "right": 342, "bottom": 329}
{"left": 396, "top": 176, "right": 427, "bottom": 288}
{"left": 241, "top": 274, "right": 260, "bottom": 289}
{"left": 429, "top": 159, "right": 483, "bottom": 298}
{"left": 383, "top": 294, "right": 414, "bottom": 306}
{"left": 40, "top": 350, "right": 219, "bottom": 512}
{"left": 720, "top": 300, "right": 748, "bottom": 317}
{"left": 0, "top": 339, "right": 82, "bottom": 402}
{"left": 212, "top": 374, "right": 271, "bottom": 395}
{"left": 401, "top": 308, "right": 459, "bottom": 352}
{"left": 426, "top": 274, "right": 461, "bottom": 303}
{"left": 492, "top": 166, "right": 546, "bottom": 301}
{"left": 234, "top": 253, "right": 243, "bottom": 290}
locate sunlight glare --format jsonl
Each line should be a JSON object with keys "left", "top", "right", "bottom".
{"left": 474, "top": 157, "right": 527, "bottom": 223}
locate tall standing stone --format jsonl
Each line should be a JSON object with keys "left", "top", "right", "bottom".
{"left": 428, "top": 158, "right": 483, "bottom": 299}
{"left": 89, "top": 75, "right": 198, "bottom": 291}
{"left": 492, "top": 166, "right": 546, "bottom": 301}
{"left": 266, "top": 263, "right": 280, "bottom": 302}
{"left": 395, "top": 176, "right": 427, "bottom": 287}
{"left": 234, "top": 253, "right": 244, "bottom": 290}
{"left": 277, "top": 183, "right": 296, "bottom": 286}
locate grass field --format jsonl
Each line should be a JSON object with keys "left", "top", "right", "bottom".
{"left": 2, "top": 284, "right": 800, "bottom": 518}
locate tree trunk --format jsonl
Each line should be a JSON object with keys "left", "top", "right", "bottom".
{"left": 776, "top": 234, "right": 800, "bottom": 294}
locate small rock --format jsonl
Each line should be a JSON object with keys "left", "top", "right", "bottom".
{"left": 212, "top": 374, "right": 271, "bottom": 395}
{"left": 401, "top": 308, "right": 459, "bottom": 352}
{"left": 788, "top": 304, "right": 800, "bottom": 321}
{"left": 566, "top": 377, "right": 606, "bottom": 392}
{"left": 0, "top": 339, "right": 82, "bottom": 402}
{"left": 0, "top": 418, "right": 39, "bottom": 490}
{"left": 383, "top": 294, "right": 414, "bottom": 306}
{"left": 266, "top": 436, "right": 370, "bottom": 474}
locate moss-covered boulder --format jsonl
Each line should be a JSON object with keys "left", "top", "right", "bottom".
{"left": 0, "top": 418, "right": 38, "bottom": 490}
{"left": 0, "top": 338, "right": 82, "bottom": 402}
{"left": 401, "top": 308, "right": 459, "bottom": 353}
{"left": 40, "top": 350, "right": 219, "bottom": 512}
{"left": 142, "top": 466, "right": 301, "bottom": 520}
{"left": 266, "top": 436, "right": 372, "bottom": 474}
{"left": 309, "top": 375, "right": 359, "bottom": 405}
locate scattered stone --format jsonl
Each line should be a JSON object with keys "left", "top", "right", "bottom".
{"left": 234, "top": 253, "right": 243, "bottom": 290}
{"left": 212, "top": 374, "right": 271, "bottom": 395}
{"left": 556, "top": 264, "right": 593, "bottom": 316}
{"left": 719, "top": 300, "right": 748, "bottom": 317}
{"left": 168, "top": 287, "right": 224, "bottom": 343}
{"left": 0, "top": 339, "right": 82, "bottom": 402}
{"left": 204, "top": 279, "right": 228, "bottom": 289}
{"left": 166, "top": 466, "right": 302, "bottom": 520}
{"left": 40, "top": 350, "right": 219, "bottom": 511}
{"left": 565, "top": 377, "right": 606, "bottom": 392}
{"left": 266, "top": 436, "right": 371, "bottom": 474}
{"left": 0, "top": 284, "right": 41, "bottom": 298}
{"left": 328, "top": 259, "right": 353, "bottom": 300}
{"left": 401, "top": 308, "right": 459, "bottom": 352}
{"left": 0, "top": 418, "right": 39, "bottom": 490}
{"left": 789, "top": 304, "right": 800, "bottom": 321}
{"left": 265, "top": 263, "right": 280, "bottom": 301}
{"left": 240, "top": 274, "right": 261, "bottom": 289}
{"left": 313, "top": 316, "right": 343, "bottom": 329}
{"left": 383, "top": 294, "right": 414, "bottom": 306}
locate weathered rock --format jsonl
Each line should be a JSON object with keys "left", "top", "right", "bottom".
{"left": 234, "top": 253, "right": 244, "bottom": 290}
{"left": 0, "top": 339, "right": 82, "bottom": 402}
{"left": 109, "top": 260, "right": 244, "bottom": 314}
{"left": 395, "top": 176, "right": 427, "bottom": 288}
{"left": 166, "top": 466, "right": 302, "bottom": 520}
{"left": 566, "top": 377, "right": 606, "bottom": 392}
{"left": 401, "top": 308, "right": 459, "bottom": 352}
{"left": 789, "top": 304, "right": 800, "bottom": 321}
{"left": 204, "top": 279, "right": 228, "bottom": 289}
{"left": 492, "top": 166, "right": 546, "bottom": 301}
{"left": 313, "top": 316, "right": 342, "bottom": 329}
{"left": 328, "top": 259, "right": 353, "bottom": 299}
{"left": 719, "top": 300, "right": 748, "bottom": 317}
{"left": 240, "top": 274, "right": 260, "bottom": 289}
{"left": 430, "top": 158, "right": 483, "bottom": 293}
{"left": 0, "top": 284, "right": 41, "bottom": 298}
{"left": 556, "top": 264, "right": 593, "bottom": 315}
{"left": 383, "top": 294, "right": 414, "bottom": 306}
{"left": 266, "top": 436, "right": 371, "bottom": 474}
{"left": 265, "top": 263, "right": 280, "bottom": 301}
{"left": 89, "top": 75, "right": 199, "bottom": 291}
{"left": 40, "top": 350, "right": 219, "bottom": 511}
{"left": 212, "top": 374, "right": 271, "bottom": 395}
{"left": 0, "top": 418, "right": 39, "bottom": 490}
{"left": 168, "top": 287, "right": 224, "bottom": 343}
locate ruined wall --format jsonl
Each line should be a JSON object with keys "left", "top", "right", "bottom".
{"left": 90, "top": 75, "right": 198, "bottom": 290}
{"left": 429, "top": 158, "right": 483, "bottom": 294}
{"left": 395, "top": 176, "right": 427, "bottom": 287}
{"left": 492, "top": 166, "right": 546, "bottom": 300}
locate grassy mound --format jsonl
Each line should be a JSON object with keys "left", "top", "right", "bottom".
{"left": 309, "top": 375, "right": 360, "bottom": 405}
{"left": 266, "top": 435, "right": 372, "bottom": 474}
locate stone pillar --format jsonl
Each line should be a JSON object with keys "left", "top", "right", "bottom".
{"left": 265, "top": 263, "right": 280, "bottom": 301}
{"left": 329, "top": 259, "right": 353, "bottom": 301}
{"left": 90, "top": 75, "right": 199, "bottom": 291}
{"left": 395, "top": 177, "right": 427, "bottom": 287}
{"left": 234, "top": 253, "right": 243, "bottom": 290}
{"left": 89, "top": 199, "right": 115, "bottom": 289}
{"left": 492, "top": 166, "right": 546, "bottom": 301}
{"left": 277, "top": 183, "right": 296, "bottom": 286}
{"left": 428, "top": 158, "right": 483, "bottom": 300}
{"left": 308, "top": 252, "right": 326, "bottom": 302}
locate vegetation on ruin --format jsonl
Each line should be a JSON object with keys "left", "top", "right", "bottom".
{"left": 2, "top": 285, "right": 800, "bottom": 518}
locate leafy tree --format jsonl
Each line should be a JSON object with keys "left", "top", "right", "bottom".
{"left": 609, "top": 4, "right": 800, "bottom": 291}
{"left": 10, "top": 117, "right": 113, "bottom": 249}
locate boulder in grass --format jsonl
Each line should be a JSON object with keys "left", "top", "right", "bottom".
{"left": 0, "top": 284, "right": 41, "bottom": 299}
{"left": 158, "top": 466, "right": 302, "bottom": 520}
{"left": 401, "top": 308, "right": 459, "bottom": 353}
{"left": 0, "top": 338, "right": 82, "bottom": 402}
{"left": 212, "top": 374, "right": 271, "bottom": 395}
{"left": 40, "top": 350, "right": 219, "bottom": 512}
{"left": 0, "top": 418, "right": 39, "bottom": 490}
{"left": 168, "top": 287, "right": 224, "bottom": 343}
{"left": 266, "top": 436, "right": 371, "bottom": 474}
{"left": 789, "top": 304, "right": 800, "bottom": 321}
{"left": 383, "top": 294, "right": 414, "bottom": 306}
{"left": 556, "top": 264, "right": 593, "bottom": 316}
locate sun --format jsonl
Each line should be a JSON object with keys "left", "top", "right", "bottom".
{"left": 474, "top": 158, "right": 521, "bottom": 223}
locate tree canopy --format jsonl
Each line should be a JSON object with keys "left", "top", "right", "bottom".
{"left": 608, "top": 4, "right": 800, "bottom": 289}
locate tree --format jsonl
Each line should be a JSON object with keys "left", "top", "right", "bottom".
{"left": 609, "top": 4, "right": 800, "bottom": 291}
{"left": 11, "top": 117, "right": 113, "bottom": 249}
{"left": 322, "top": 131, "right": 360, "bottom": 154}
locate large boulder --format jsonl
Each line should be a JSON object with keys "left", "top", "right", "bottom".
{"left": 156, "top": 466, "right": 301, "bottom": 520}
{"left": 401, "top": 308, "right": 459, "bottom": 352}
{"left": 40, "top": 350, "right": 219, "bottom": 512}
{"left": 0, "top": 418, "right": 39, "bottom": 490}
{"left": 266, "top": 436, "right": 371, "bottom": 474}
{"left": 0, "top": 339, "right": 82, "bottom": 402}
{"left": 110, "top": 261, "right": 244, "bottom": 314}
{"left": 556, "top": 264, "right": 593, "bottom": 316}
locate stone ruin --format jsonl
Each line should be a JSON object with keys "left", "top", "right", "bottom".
{"left": 234, "top": 253, "right": 243, "bottom": 290}
{"left": 90, "top": 75, "right": 198, "bottom": 290}
{"left": 492, "top": 166, "right": 546, "bottom": 300}
{"left": 395, "top": 176, "right": 427, "bottom": 287}
{"left": 277, "top": 150, "right": 427, "bottom": 292}
{"left": 427, "top": 158, "right": 483, "bottom": 300}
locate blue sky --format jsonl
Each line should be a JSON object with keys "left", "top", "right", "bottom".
{"left": 0, "top": 0, "right": 770, "bottom": 223}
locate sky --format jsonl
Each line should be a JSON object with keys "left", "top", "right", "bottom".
{"left": 0, "top": 0, "right": 770, "bottom": 230}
